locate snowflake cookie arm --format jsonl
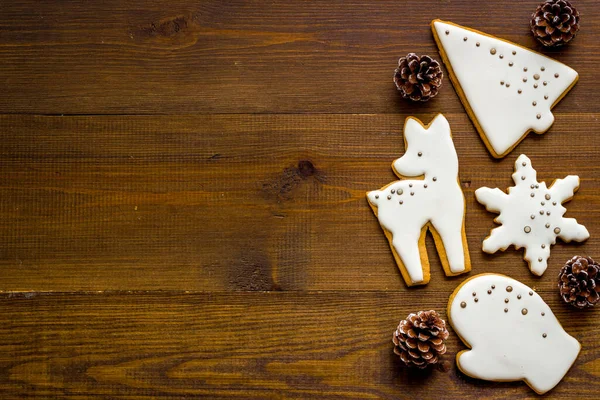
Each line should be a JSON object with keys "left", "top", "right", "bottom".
{"left": 475, "top": 187, "right": 514, "bottom": 254}
{"left": 524, "top": 245, "right": 551, "bottom": 276}
{"left": 557, "top": 218, "right": 590, "bottom": 243}
{"left": 512, "top": 155, "right": 537, "bottom": 187}
{"left": 474, "top": 187, "right": 508, "bottom": 213}
{"left": 548, "top": 175, "right": 580, "bottom": 203}
{"left": 482, "top": 226, "right": 515, "bottom": 254}
{"left": 548, "top": 175, "right": 589, "bottom": 242}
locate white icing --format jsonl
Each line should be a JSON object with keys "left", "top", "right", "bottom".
{"left": 449, "top": 274, "right": 580, "bottom": 394}
{"left": 432, "top": 20, "right": 578, "bottom": 157}
{"left": 475, "top": 154, "right": 589, "bottom": 276}
{"left": 367, "top": 114, "right": 468, "bottom": 284}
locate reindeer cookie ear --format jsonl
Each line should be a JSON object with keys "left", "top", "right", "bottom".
{"left": 428, "top": 114, "right": 450, "bottom": 136}
{"left": 403, "top": 117, "right": 424, "bottom": 143}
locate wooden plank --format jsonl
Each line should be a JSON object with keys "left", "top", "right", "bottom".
{"left": 0, "top": 291, "right": 597, "bottom": 399}
{"left": 0, "top": 0, "right": 598, "bottom": 114}
{"left": 0, "top": 113, "right": 598, "bottom": 292}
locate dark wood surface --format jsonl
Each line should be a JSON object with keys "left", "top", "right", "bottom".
{"left": 0, "top": 1, "right": 598, "bottom": 398}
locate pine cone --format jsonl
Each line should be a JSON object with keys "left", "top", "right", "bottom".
{"left": 530, "top": 0, "right": 580, "bottom": 47}
{"left": 392, "top": 310, "right": 449, "bottom": 368}
{"left": 393, "top": 54, "right": 443, "bottom": 102}
{"left": 558, "top": 256, "right": 600, "bottom": 309}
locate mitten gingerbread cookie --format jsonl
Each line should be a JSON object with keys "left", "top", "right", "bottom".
{"left": 448, "top": 274, "right": 581, "bottom": 394}
{"left": 431, "top": 20, "right": 578, "bottom": 158}
{"left": 475, "top": 154, "right": 589, "bottom": 276}
{"left": 367, "top": 114, "right": 471, "bottom": 286}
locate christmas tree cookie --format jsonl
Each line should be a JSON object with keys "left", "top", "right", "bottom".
{"left": 431, "top": 20, "right": 578, "bottom": 158}
{"left": 475, "top": 155, "right": 589, "bottom": 276}
{"left": 367, "top": 114, "right": 471, "bottom": 286}
{"left": 448, "top": 274, "right": 580, "bottom": 394}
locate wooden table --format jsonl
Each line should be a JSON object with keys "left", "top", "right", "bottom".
{"left": 1, "top": 1, "right": 598, "bottom": 398}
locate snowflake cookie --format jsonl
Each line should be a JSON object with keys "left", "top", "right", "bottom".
{"left": 367, "top": 114, "right": 471, "bottom": 286}
{"left": 448, "top": 274, "right": 580, "bottom": 394}
{"left": 431, "top": 20, "right": 578, "bottom": 158}
{"left": 475, "top": 155, "right": 589, "bottom": 276}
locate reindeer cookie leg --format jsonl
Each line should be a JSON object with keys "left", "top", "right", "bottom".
{"left": 392, "top": 234, "right": 425, "bottom": 284}
{"left": 431, "top": 204, "right": 467, "bottom": 275}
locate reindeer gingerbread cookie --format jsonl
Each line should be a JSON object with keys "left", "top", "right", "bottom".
{"left": 367, "top": 114, "right": 471, "bottom": 286}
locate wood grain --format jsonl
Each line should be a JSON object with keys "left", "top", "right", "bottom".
{"left": 1, "top": 113, "right": 598, "bottom": 292}
{"left": 0, "top": 0, "right": 598, "bottom": 114}
{"left": 1, "top": 291, "right": 599, "bottom": 399}
{"left": 1, "top": 0, "right": 599, "bottom": 397}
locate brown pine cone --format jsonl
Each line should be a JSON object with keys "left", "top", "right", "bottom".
{"left": 392, "top": 310, "right": 449, "bottom": 368}
{"left": 530, "top": 0, "right": 580, "bottom": 47}
{"left": 558, "top": 256, "right": 600, "bottom": 309}
{"left": 393, "top": 54, "right": 443, "bottom": 102}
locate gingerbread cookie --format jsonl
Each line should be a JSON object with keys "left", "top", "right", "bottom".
{"left": 448, "top": 274, "right": 581, "bottom": 394}
{"left": 367, "top": 114, "right": 471, "bottom": 286}
{"left": 475, "top": 154, "right": 589, "bottom": 276}
{"left": 431, "top": 20, "right": 578, "bottom": 158}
